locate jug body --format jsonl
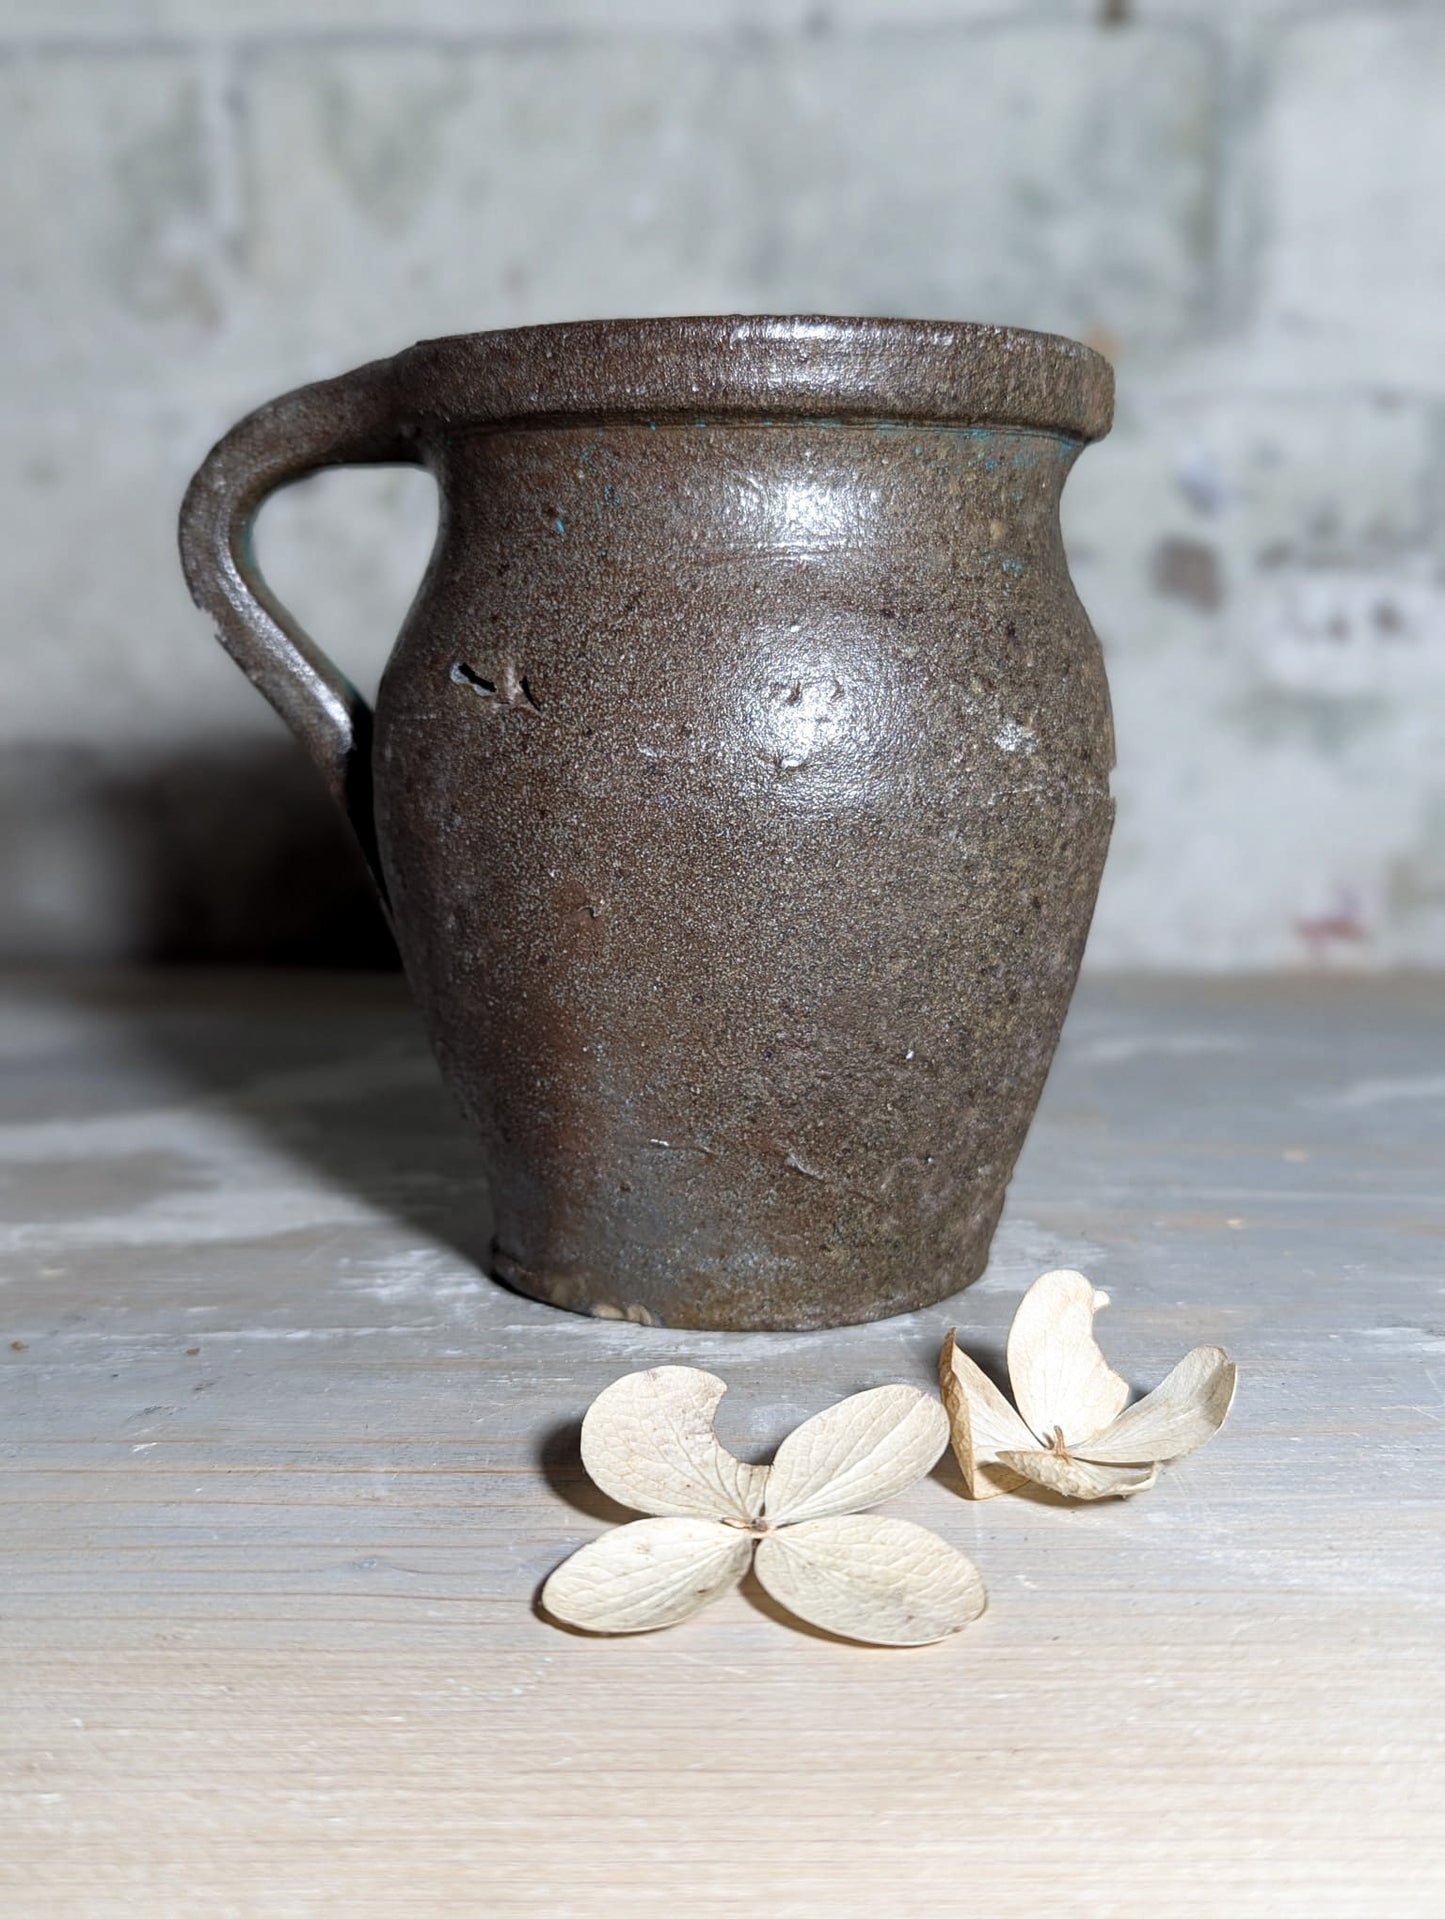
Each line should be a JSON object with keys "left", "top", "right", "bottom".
{"left": 181, "top": 316, "right": 1115, "bottom": 1331}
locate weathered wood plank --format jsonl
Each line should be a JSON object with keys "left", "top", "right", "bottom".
{"left": 2, "top": 973, "right": 1442, "bottom": 1914}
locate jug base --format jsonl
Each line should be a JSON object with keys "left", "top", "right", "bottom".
{"left": 488, "top": 1239, "right": 995, "bottom": 1334}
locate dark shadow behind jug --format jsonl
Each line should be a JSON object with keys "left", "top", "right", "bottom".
{"left": 180, "top": 316, "right": 1114, "bottom": 1330}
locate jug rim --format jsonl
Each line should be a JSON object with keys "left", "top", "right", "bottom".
{"left": 395, "top": 314, "right": 1113, "bottom": 441}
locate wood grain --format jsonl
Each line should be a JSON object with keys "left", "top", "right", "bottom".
{"left": 1, "top": 972, "right": 1442, "bottom": 1914}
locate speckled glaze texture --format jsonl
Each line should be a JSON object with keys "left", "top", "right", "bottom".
{"left": 181, "top": 317, "right": 1114, "bottom": 1331}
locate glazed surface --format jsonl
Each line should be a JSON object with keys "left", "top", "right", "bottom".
{"left": 394, "top": 314, "right": 1114, "bottom": 440}
{"left": 375, "top": 415, "right": 1113, "bottom": 1328}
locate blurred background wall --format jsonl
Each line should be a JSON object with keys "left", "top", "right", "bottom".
{"left": 3, "top": 0, "right": 1443, "bottom": 969}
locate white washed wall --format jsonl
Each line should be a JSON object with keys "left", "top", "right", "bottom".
{"left": 2, "top": 0, "right": 1443, "bottom": 966}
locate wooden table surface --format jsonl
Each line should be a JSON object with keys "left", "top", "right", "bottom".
{"left": 2, "top": 971, "right": 1442, "bottom": 1916}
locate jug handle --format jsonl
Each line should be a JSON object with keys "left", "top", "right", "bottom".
{"left": 178, "top": 357, "right": 423, "bottom": 914}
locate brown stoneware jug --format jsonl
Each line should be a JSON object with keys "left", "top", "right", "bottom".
{"left": 181, "top": 316, "right": 1114, "bottom": 1331}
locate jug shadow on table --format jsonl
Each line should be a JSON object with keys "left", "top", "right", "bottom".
{"left": 0, "top": 737, "right": 397, "bottom": 968}
{"left": 7, "top": 737, "right": 496, "bottom": 1277}
{"left": 10, "top": 739, "right": 1141, "bottom": 1402}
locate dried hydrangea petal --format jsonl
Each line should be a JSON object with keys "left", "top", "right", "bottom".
{"left": 754, "top": 1514, "right": 986, "bottom": 1645}
{"left": 938, "top": 1330, "right": 1034, "bottom": 1499}
{"left": 1073, "top": 1346, "right": 1237, "bottom": 1465}
{"left": 762, "top": 1385, "right": 949, "bottom": 1528}
{"left": 1006, "top": 1269, "right": 1130, "bottom": 1449}
{"left": 542, "top": 1517, "right": 752, "bottom": 1634}
{"left": 997, "top": 1449, "right": 1158, "bottom": 1501}
{"left": 580, "top": 1366, "right": 768, "bottom": 1523}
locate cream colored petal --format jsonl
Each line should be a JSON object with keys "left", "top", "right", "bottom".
{"left": 580, "top": 1367, "right": 768, "bottom": 1523}
{"left": 762, "top": 1385, "right": 948, "bottom": 1527}
{"left": 938, "top": 1329, "right": 1034, "bottom": 1499}
{"left": 1073, "top": 1347, "right": 1237, "bottom": 1465}
{"left": 997, "top": 1448, "right": 1158, "bottom": 1501}
{"left": 1006, "top": 1269, "right": 1130, "bottom": 1448}
{"left": 541, "top": 1517, "right": 752, "bottom": 1634}
{"left": 754, "top": 1514, "right": 986, "bottom": 1645}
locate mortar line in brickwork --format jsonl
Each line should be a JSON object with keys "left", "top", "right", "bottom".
{"left": 0, "top": 28, "right": 746, "bottom": 60}
{"left": 0, "top": 11, "right": 1156, "bottom": 61}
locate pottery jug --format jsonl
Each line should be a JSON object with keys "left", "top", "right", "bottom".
{"left": 180, "top": 316, "right": 1114, "bottom": 1331}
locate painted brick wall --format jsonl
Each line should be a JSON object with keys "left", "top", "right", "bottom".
{"left": 3, "top": 0, "right": 1443, "bottom": 966}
